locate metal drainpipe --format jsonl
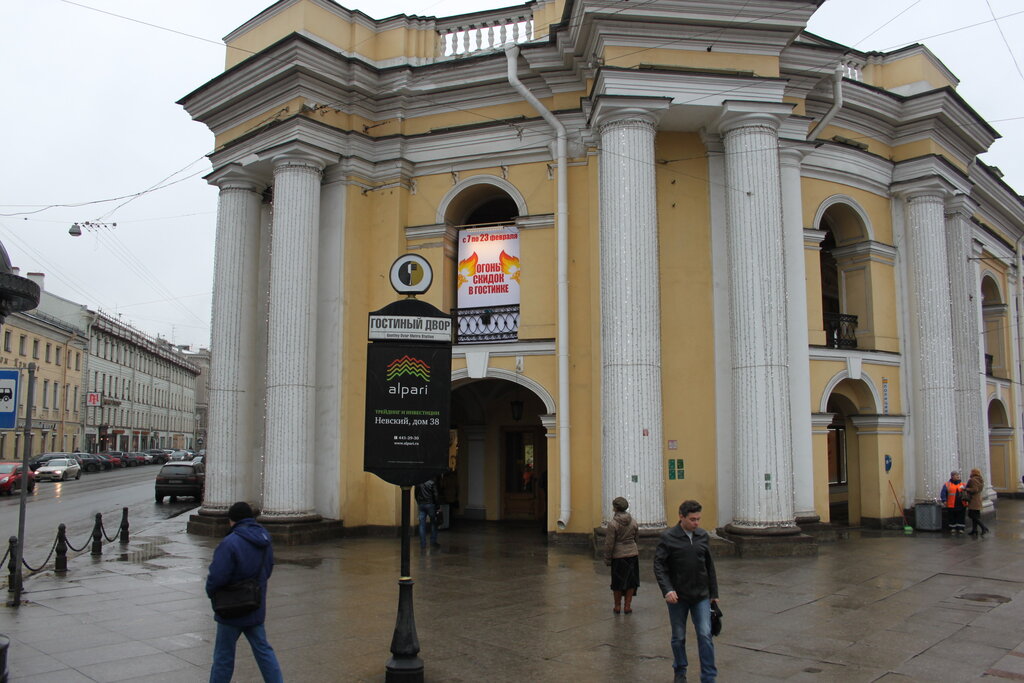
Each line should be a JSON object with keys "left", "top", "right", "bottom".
{"left": 1016, "top": 236, "right": 1024, "bottom": 494}
{"left": 807, "top": 64, "right": 845, "bottom": 141}
{"left": 505, "top": 45, "right": 572, "bottom": 529}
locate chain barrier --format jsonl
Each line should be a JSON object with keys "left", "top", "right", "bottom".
{"left": 5, "top": 507, "right": 132, "bottom": 587}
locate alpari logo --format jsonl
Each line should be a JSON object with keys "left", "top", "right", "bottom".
{"left": 386, "top": 355, "right": 430, "bottom": 397}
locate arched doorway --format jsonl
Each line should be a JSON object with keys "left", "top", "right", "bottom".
{"left": 449, "top": 378, "right": 548, "bottom": 526}
{"left": 988, "top": 398, "right": 1012, "bottom": 491}
{"left": 823, "top": 376, "right": 881, "bottom": 526}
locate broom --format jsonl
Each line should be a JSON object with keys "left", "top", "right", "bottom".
{"left": 888, "top": 479, "right": 914, "bottom": 534}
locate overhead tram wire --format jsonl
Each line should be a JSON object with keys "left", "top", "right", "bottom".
{"left": 983, "top": 0, "right": 1024, "bottom": 85}
{"left": 90, "top": 229, "right": 207, "bottom": 327}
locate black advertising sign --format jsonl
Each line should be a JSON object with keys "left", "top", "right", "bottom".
{"left": 364, "top": 256, "right": 452, "bottom": 486}
{"left": 364, "top": 340, "right": 452, "bottom": 487}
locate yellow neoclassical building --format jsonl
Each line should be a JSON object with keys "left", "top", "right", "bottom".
{"left": 0, "top": 289, "right": 87, "bottom": 459}
{"left": 182, "top": 0, "right": 1024, "bottom": 544}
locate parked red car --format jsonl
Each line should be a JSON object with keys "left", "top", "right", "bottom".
{"left": 0, "top": 462, "right": 35, "bottom": 494}
{"left": 97, "top": 452, "right": 125, "bottom": 468}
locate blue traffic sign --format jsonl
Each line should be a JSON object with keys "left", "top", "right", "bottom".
{"left": 0, "top": 369, "right": 19, "bottom": 430}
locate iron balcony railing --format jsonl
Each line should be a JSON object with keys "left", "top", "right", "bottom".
{"left": 456, "top": 305, "right": 519, "bottom": 344}
{"left": 824, "top": 312, "right": 858, "bottom": 349}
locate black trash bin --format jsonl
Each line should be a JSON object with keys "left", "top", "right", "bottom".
{"left": 915, "top": 502, "right": 942, "bottom": 531}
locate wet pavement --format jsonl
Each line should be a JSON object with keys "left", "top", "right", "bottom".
{"left": 2, "top": 501, "right": 1024, "bottom": 682}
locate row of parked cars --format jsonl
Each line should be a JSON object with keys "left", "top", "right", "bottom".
{"left": 0, "top": 449, "right": 202, "bottom": 495}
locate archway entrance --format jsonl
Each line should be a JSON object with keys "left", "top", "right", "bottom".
{"left": 449, "top": 378, "right": 548, "bottom": 527}
{"left": 823, "top": 376, "right": 882, "bottom": 526}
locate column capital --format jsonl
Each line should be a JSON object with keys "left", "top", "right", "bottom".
{"left": 891, "top": 155, "right": 972, "bottom": 199}
{"left": 944, "top": 193, "right": 979, "bottom": 219}
{"left": 589, "top": 95, "right": 670, "bottom": 133}
{"left": 206, "top": 164, "right": 266, "bottom": 193}
{"left": 715, "top": 101, "right": 793, "bottom": 135}
{"left": 779, "top": 142, "right": 815, "bottom": 168}
{"left": 892, "top": 178, "right": 954, "bottom": 203}
{"left": 264, "top": 141, "right": 337, "bottom": 172}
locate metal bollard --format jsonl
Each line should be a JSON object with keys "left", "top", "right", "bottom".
{"left": 119, "top": 507, "right": 129, "bottom": 545}
{"left": 91, "top": 513, "right": 103, "bottom": 556}
{"left": 6, "top": 537, "right": 18, "bottom": 596}
{"left": 55, "top": 524, "right": 68, "bottom": 574}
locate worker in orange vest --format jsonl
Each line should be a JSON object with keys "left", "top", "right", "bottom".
{"left": 939, "top": 470, "right": 967, "bottom": 534}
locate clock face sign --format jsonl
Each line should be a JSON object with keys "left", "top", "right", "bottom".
{"left": 389, "top": 254, "right": 433, "bottom": 295}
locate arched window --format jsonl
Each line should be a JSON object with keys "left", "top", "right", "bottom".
{"left": 814, "top": 199, "right": 894, "bottom": 351}
{"left": 981, "top": 275, "right": 1006, "bottom": 378}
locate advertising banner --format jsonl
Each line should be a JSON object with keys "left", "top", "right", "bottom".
{"left": 457, "top": 225, "right": 521, "bottom": 309}
{"left": 364, "top": 343, "right": 452, "bottom": 486}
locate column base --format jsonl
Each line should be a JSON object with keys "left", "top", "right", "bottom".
{"left": 187, "top": 511, "right": 231, "bottom": 537}
{"left": 187, "top": 510, "right": 344, "bottom": 544}
{"left": 260, "top": 516, "right": 344, "bottom": 546}
{"left": 723, "top": 522, "right": 801, "bottom": 536}
{"left": 717, "top": 525, "right": 817, "bottom": 558}
{"left": 794, "top": 513, "right": 821, "bottom": 526}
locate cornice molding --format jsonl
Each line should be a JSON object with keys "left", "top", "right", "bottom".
{"left": 831, "top": 240, "right": 897, "bottom": 264}
{"left": 849, "top": 414, "right": 907, "bottom": 431}
{"left": 801, "top": 143, "right": 893, "bottom": 197}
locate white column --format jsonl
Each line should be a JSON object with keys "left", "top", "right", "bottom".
{"left": 945, "top": 196, "right": 990, "bottom": 490}
{"left": 718, "top": 103, "right": 798, "bottom": 534}
{"left": 202, "top": 167, "right": 264, "bottom": 515}
{"left": 261, "top": 152, "right": 327, "bottom": 522}
{"left": 596, "top": 109, "right": 666, "bottom": 529}
{"left": 780, "top": 145, "right": 817, "bottom": 524}
{"left": 901, "top": 186, "right": 959, "bottom": 501}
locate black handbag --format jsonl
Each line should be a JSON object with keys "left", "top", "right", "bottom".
{"left": 212, "top": 551, "right": 265, "bottom": 619}
{"left": 710, "top": 603, "right": 724, "bottom": 637}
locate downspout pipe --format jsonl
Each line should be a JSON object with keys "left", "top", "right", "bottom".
{"left": 506, "top": 45, "right": 572, "bottom": 529}
{"left": 1016, "top": 236, "right": 1024, "bottom": 494}
{"left": 807, "top": 63, "right": 845, "bottom": 142}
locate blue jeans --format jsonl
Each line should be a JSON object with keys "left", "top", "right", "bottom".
{"left": 667, "top": 598, "right": 717, "bottom": 682}
{"left": 418, "top": 503, "right": 438, "bottom": 547}
{"left": 210, "top": 622, "right": 283, "bottom": 683}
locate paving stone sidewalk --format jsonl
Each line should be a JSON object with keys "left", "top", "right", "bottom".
{"left": 2, "top": 502, "right": 1024, "bottom": 682}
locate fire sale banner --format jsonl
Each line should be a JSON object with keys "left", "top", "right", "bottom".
{"left": 456, "top": 225, "right": 521, "bottom": 308}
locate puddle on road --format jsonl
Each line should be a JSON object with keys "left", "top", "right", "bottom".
{"left": 117, "top": 537, "right": 171, "bottom": 564}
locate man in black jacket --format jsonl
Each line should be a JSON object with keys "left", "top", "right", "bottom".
{"left": 654, "top": 500, "right": 719, "bottom": 683}
{"left": 414, "top": 478, "right": 441, "bottom": 548}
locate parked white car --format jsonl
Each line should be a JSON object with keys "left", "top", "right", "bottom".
{"left": 34, "top": 457, "right": 81, "bottom": 482}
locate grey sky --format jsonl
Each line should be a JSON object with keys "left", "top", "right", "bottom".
{"left": 2, "top": 0, "right": 1020, "bottom": 349}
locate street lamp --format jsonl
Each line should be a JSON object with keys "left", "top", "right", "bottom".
{"left": 69, "top": 221, "right": 116, "bottom": 237}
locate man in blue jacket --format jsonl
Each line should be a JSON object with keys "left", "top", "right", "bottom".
{"left": 206, "top": 501, "right": 283, "bottom": 683}
{"left": 654, "top": 500, "right": 719, "bottom": 683}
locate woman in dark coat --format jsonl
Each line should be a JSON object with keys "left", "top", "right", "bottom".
{"left": 965, "top": 468, "right": 990, "bottom": 536}
{"left": 604, "top": 496, "right": 640, "bottom": 614}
